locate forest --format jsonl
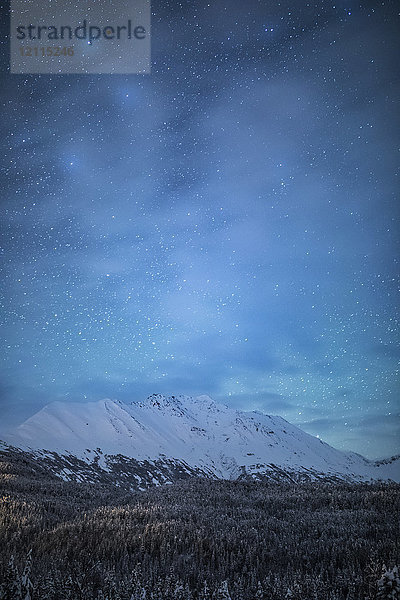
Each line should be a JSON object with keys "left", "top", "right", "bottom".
{"left": 0, "top": 447, "right": 399, "bottom": 599}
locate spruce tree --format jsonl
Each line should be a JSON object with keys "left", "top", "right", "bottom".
{"left": 1, "top": 555, "right": 22, "bottom": 600}
{"left": 214, "top": 581, "right": 232, "bottom": 600}
{"left": 198, "top": 580, "right": 210, "bottom": 600}
{"left": 41, "top": 572, "right": 57, "bottom": 600}
{"left": 20, "top": 550, "right": 33, "bottom": 600}
{"left": 63, "top": 575, "right": 75, "bottom": 600}
{"left": 255, "top": 581, "right": 264, "bottom": 600}
{"left": 130, "top": 563, "right": 147, "bottom": 599}
{"left": 377, "top": 566, "right": 400, "bottom": 600}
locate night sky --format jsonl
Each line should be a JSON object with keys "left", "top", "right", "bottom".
{"left": 0, "top": 1, "right": 399, "bottom": 459}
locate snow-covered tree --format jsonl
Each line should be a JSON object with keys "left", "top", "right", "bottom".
{"left": 173, "top": 581, "right": 186, "bottom": 600}
{"left": 254, "top": 581, "right": 264, "bottom": 599}
{"left": 214, "top": 580, "right": 232, "bottom": 600}
{"left": 130, "top": 563, "right": 147, "bottom": 599}
{"left": 20, "top": 550, "right": 33, "bottom": 600}
{"left": 1, "top": 555, "right": 22, "bottom": 600}
{"left": 377, "top": 565, "right": 400, "bottom": 599}
{"left": 198, "top": 580, "right": 210, "bottom": 600}
{"left": 63, "top": 575, "right": 75, "bottom": 600}
{"left": 283, "top": 581, "right": 303, "bottom": 600}
{"left": 41, "top": 572, "right": 57, "bottom": 600}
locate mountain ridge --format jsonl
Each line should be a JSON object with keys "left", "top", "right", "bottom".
{"left": 2, "top": 394, "right": 399, "bottom": 486}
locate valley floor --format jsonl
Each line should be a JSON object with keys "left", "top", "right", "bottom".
{"left": 0, "top": 450, "right": 399, "bottom": 599}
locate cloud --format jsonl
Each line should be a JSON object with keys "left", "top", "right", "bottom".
{"left": 299, "top": 413, "right": 400, "bottom": 460}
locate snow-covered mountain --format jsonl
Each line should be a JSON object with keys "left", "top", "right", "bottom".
{"left": 2, "top": 394, "right": 399, "bottom": 485}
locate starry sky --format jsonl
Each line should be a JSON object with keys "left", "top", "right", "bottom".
{"left": 0, "top": 0, "right": 399, "bottom": 459}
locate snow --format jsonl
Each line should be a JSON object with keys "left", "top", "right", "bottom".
{"left": 3, "top": 395, "right": 399, "bottom": 482}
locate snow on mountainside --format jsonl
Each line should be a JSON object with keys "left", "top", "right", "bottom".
{"left": 2, "top": 394, "right": 399, "bottom": 484}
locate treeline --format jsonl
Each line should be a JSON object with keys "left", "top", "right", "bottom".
{"left": 0, "top": 450, "right": 399, "bottom": 599}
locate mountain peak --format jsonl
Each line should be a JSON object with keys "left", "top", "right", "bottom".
{"left": 136, "top": 394, "right": 227, "bottom": 416}
{"left": 134, "top": 394, "right": 191, "bottom": 418}
{"left": 144, "top": 393, "right": 170, "bottom": 408}
{"left": 196, "top": 394, "right": 226, "bottom": 407}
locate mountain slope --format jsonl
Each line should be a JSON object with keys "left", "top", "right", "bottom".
{"left": 2, "top": 394, "right": 399, "bottom": 484}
